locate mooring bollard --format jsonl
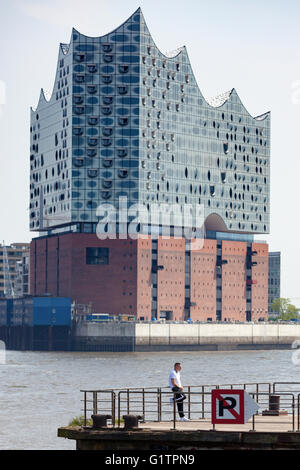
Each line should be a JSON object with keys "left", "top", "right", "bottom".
{"left": 122, "top": 415, "right": 143, "bottom": 430}
{"left": 262, "top": 395, "right": 288, "bottom": 416}
{"left": 91, "top": 414, "right": 112, "bottom": 429}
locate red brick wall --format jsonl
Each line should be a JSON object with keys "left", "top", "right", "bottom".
{"left": 157, "top": 238, "right": 185, "bottom": 321}
{"left": 251, "top": 242, "right": 268, "bottom": 321}
{"left": 136, "top": 237, "right": 152, "bottom": 321}
{"left": 31, "top": 234, "right": 138, "bottom": 315}
{"left": 190, "top": 239, "right": 217, "bottom": 321}
{"left": 30, "top": 234, "right": 269, "bottom": 322}
{"left": 47, "top": 236, "right": 59, "bottom": 296}
{"left": 221, "top": 241, "right": 247, "bottom": 321}
{"left": 34, "top": 238, "right": 47, "bottom": 295}
{"left": 71, "top": 235, "right": 138, "bottom": 315}
{"left": 29, "top": 239, "right": 36, "bottom": 295}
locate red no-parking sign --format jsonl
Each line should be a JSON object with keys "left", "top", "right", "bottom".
{"left": 211, "top": 389, "right": 259, "bottom": 424}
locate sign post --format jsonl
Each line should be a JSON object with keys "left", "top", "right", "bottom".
{"left": 211, "top": 389, "right": 260, "bottom": 425}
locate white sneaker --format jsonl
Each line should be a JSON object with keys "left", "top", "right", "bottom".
{"left": 180, "top": 417, "right": 189, "bottom": 422}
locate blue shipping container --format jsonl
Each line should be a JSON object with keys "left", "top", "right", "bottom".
{"left": 0, "top": 299, "right": 13, "bottom": 326}
{"left": 33, "top": 297, "right": 71, "bottom": 326}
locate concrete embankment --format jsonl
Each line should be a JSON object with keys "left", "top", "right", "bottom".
{"left": 72, "top": 322, "right": 300, "bottom": 352}
{"left": 57, "top": 425, "right": 300, "bottom": 450}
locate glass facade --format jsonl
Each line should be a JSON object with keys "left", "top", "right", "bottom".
{"left": 268, "top": 252, "right": 281, "bottom": 313}
{"left": 29, "top": 8, "right": 270, "bottom": 236}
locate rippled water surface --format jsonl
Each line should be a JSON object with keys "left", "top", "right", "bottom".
{"left": 0, "top": 349, "right": 299, "bottom": 449}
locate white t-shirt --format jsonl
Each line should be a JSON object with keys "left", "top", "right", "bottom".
{"left": 169, "top": 369, "right": 182, "bottom": 390}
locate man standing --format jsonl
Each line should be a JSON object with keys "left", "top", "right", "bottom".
{"left": 169, "top": 362, "right": 189, "bottom": 422}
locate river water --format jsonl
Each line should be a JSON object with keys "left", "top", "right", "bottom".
{"left": 0, "top": 348, "right": 299, "bottom": 449}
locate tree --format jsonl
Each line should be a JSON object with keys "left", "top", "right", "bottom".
{"left": 271, "top": 298, "right": 299, "bottom": 320}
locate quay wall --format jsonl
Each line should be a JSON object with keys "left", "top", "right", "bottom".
{"left": 72, "top": 322, "right": 300, "bottom": 352}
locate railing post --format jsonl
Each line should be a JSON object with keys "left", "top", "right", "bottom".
{"left": 127, "top": 389, "right": 130, "bottom": 415}
{"left": 188, "top": 386, "right": 191, "bottom": 419}
{"left": 112, "top": 392, "right": 115, "bottom": 427}
{"left": 201, "top": 386, "right": 205, "bottom": 419}
{"left": 84, "top": 391, "right": 87, "bottom": 427}
{"left": 118, "top": 391, "right": 121, "bottom": 427}
{"left": 292, "top": 395, "right": 295, "bottom": 432}
{"left": 158, "top": 388, "right": 161, "bottom": 422}
{"left": 249, "top": 393, "right": 256, "bottom": 432}
{"left": 173, "top": 393, "right": 176, "bottom": 430}
{"left": 93, "top": 391, "right": 97, "bottom": 415}
{"left": 142, "top": 388, "right": 145, "bottom": 422}
{"left": 298, "top": 395, "right": 300, "bottom": 431}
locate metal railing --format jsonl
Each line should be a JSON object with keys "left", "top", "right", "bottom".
{"left": 80, "top": 382, "right": 300, "bottom": 431}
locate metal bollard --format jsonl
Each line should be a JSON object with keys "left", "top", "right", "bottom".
{"left": 262, "top": 395, "right": 288, "bottom": 416}
{"left": 122, "top": 415, "right": 143, "bottom": 430}
{"left": 91, "top": 414, "right": 112, "bottom": 429}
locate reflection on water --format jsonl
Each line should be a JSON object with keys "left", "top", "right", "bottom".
{"left": 0, "top": 349, "right": 298, "bottom": 449}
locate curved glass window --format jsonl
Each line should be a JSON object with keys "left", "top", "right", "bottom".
{"left": 87, "top": 64, "right": 97, "bottom": 73}
{"left": 73, "top": 127, "right": 83, "bottom": 136}
{"left": 118, "top": 86, "right": 128, "bottom": 95}
{"left": 102, "top": 75, "right": 113, "bottom": 84}
{"left": 118, "top": 169, "right": 128, "bottom": 178}
{"left": 117, "top": 148, "right": 127, "bottom": 158}
{"left": 87, "top": 169, "right": 98, "bottom": 178}
{"left": 102, "top": 180, "right": 112, "bottom": 189}
{"left": 75, "top": 74, "right": 85, "bottom": 83}
{"left": 86, "top": 200, "right": 97, "bottom": 209}
{"left": 74, "top": 53, "right": 85, "bottom": 62}
{"left": 102, "top": 127, "right": 113, "bottom": 136}
{"left": 103, "top": 96, "right": 113, "bottom": 105}
{"left": 103, "top": 159, "right": 113, "bottom": 168}
{"left": 74, "top": 106, "right": 84, "bottom": 115}
{"left": 74, "top": 95, "right": 84, "bottom": 105}
{"left": 101, "top": 190, "right": 111, "bottom": 199}
{"left": 118, "top": 117, "right": 128, "bottom": 126}
{"left": 101, "top": 138, "right": 112, "bottom": 146}
{"left": 87, "top": 85, "right": 97, "bottom": 94}
{"left": 101, "top": 106, "right": 112, "bottom": 115}
{"left": 87, "top": 149, "right": 97, "bottom": 157}
{"left": 88, "top": 117, "right": 99, "bottom": 125}
{"left": 119, "top": 65, "right": 129, "bottom": 73}
{"left": 74, "top": 158, "right": 84, "bottom": 167}
{"left": 102, "top": 44, "right": 113, "bottom": 52}
{"left": 103, "top": 54, "right": 113, "bottom": 62}
{"left": 88, "top": 138, "right": 98, "bottom": 146}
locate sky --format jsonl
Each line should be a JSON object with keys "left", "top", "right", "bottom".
{"left": 0, "top": 0, "right": 299, "bottom": 301}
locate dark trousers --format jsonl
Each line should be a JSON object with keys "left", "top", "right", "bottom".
{"left": 172, "top": 386, "right": 186, "bottom": 417}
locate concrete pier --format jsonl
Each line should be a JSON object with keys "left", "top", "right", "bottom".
{"left": 58, "top": 416, "right": 300, "bottom": 450}
{"left": 72, "top": 322, "right": 300, "bottom": 352}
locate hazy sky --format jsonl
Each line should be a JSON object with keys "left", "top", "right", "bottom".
{"left": 0, "top": 0, "right": 299, "bottom": 300}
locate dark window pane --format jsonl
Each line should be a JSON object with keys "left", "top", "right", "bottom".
{"left": 86, "top": 247, "right": 109, "bottom": 265}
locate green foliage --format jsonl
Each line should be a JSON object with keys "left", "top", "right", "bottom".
{"left": 68, "top": 416, "right": 92, "bottom": 427}
{"left": 271, "top": 298, "right": 299, "bottom": 320}
{"left": 68, "top": 415, "right": 123, "bottom": 427}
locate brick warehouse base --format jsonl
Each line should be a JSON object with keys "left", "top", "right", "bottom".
{"left": 30, "top": 233, "right": 268, "bottom": 322}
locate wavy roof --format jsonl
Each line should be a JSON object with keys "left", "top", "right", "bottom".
{"left": 31, "top": 7, "right": 270, "bottom": 122}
